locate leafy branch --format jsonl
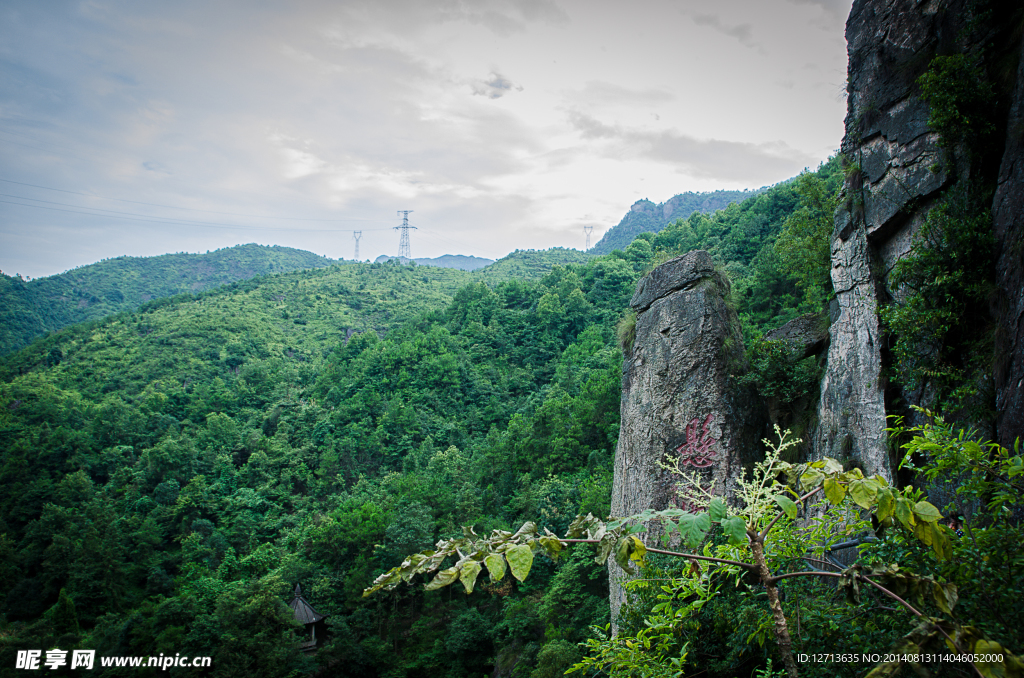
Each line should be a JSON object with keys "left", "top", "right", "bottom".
{"left": 363, "top": 429, "right": 1021, "bottom": 678}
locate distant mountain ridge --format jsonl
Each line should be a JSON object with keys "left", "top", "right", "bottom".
{"left": 0, "top": 245, "right": 597, "bottom": 357}
{"left": 474, "top": 248, "right": 592, "bottom": 280}
{"left": 0, "top": 244, "right": 336, "bottom": 356}
{"left": 590, "top": 189, "right": 764, "bottom": 254}
{"left": 374, "top": 254, "right": 494, "bottom": 270}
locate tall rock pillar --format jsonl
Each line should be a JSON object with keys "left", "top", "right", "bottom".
{"left": 609, "top": 250, "right": 764, "bottom": 622}
{"left": 813, "top": 0, "right": 969, "bottom": 479}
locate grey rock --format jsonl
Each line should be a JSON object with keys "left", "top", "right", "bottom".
{"left": 992, "top": 34, "right": 1024, "bottom": 450}
{"left": 629, "top": 250, "right": 715, "bottom": 313}
{"left": 609, "top": 250, "right": 765, "bottom": 624}
{"left": 764, "top": 313, "right": 830, "bottom": 360}
{"left": 812, "top": 0, "right": 982, "bottom": 479}
{"left": 814, "top": 212, "right": 892, "bottom": 479}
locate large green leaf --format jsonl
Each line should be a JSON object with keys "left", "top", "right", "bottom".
{"left": 913, "top": 500, "right": 942, "bottom": 523}
{"left": 876, "top": 488, "right": 895, "bottom": 521}
{"left": 848, "top": 479, "right": 878, "bottom": 509}
{"left": 895, "top": 497, "right": 916, "bottom": 529}
{"left": 930, "top": 522, "right": 952, "bottom": 561}
{"left": 774, "top": 495, "right": 797, "bottom": 520}
{"left": 931, "top": 580, "right": 958, "bottom": 614}
{"left": 506, "top": 544, "right": 534, "bottom": 582}
{"left": 799, "top": 469, "right": 825, "bottom": 490}
{"left": 484, "top": 553, "right": 506, "bottom": 583}
{"left": 459, "top": 561, "right": 482, "bottom": 594}
{"left": 614, "top": 536, "right": 635, "bottom": 572}
{"left": 679, "top": 512, "right": 711, "bottom": 548}
{"left": 594, "top": 533, "right": 615, "bottom": 566}
{"left": 720, "top": 516, "right": 747, "bottom": 546}
{"left": 972, "top": 640, "right": 1024, "bottom": 678}
{"left": 821, "top": 458, "right": 845, "bottom": 474}
{"left": 823, "top": 477, "right": 846, "bottom": 505}
{"left": 537, "top": 535, "right": 564, "bottom": 561}
{"left": 514, "top": 522, "right": 538, "bottom": 538}
{"left": 567, "top": 513, "right": 599, "bottom": 538}
{"left": 424, "top": 566, "right": 460, "bottom": 591}
{"left": 913, "top": 519, "right": 933, "bottom": 546}
{"left": 628, "top": 535, "right": 646, "bottom": 562}
{"left": 708, "top": 497, "right": 728, "bottom": 522}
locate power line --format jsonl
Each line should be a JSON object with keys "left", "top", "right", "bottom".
{"left": 0, "top": 177, "right": 391, "bottom": 223}
{"left": 0, "top": 197, "right": 392, "bottom": 233}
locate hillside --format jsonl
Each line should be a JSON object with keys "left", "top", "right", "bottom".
{"left": 0, "top": 168, "right": 845, "bottom": 677}
{"left": 475, "top": 247, "right": 593, "bottom": 280}
{"left": 374, "top": 254, "right": 495, "bottom": 270}
{"left": 0, "top": 244, "right": 337, "bottom": 356}
{"left": 589, "top": 188, "right": 763, "bottom": 255}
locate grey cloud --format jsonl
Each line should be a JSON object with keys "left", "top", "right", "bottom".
{"left": 568, "top": 111, "right": 617, "bottom": 140}
{"left": 567, "top": 111, "right": 816, "bottom": 183}
{"left": 464, "top": 9, "right": 526, "bottom": 37}
{"left": 571, "top": 80, "right": 675, "bottom": 106}
{"left": 433, "top": 0, "right": 568, "bottom": 36}
{"left": 471, "top": 72, "right": 524, "bottom": 98}
{"left": 509, "top": 0, "right": 569, "bottom": 26}
{"left": 690, "top": 13, "right": 756, "bottom": 48}
{"left": 784, "top": 0, "right": 852, "bottom": 30}
{"left": 785, "top": 0, "right": 849, "bottom": 16}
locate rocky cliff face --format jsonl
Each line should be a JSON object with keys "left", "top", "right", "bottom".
{"left": 815, "top": 0, "right": 1024, "bottom": 468}
{"left": 993, "top": 34, "right": 1024, "bottom": 450}
{"left": 606, "top": 0, "right": 1024, "bottom": 628}
{"left": 589, "top": 190, "right": 758, "bottom": 255}
{"left": 609, "top": 250, "right": 765, "bottom": 621}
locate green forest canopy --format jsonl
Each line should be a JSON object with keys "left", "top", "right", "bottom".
{"left": 0, "top": 158, "right": 864, "bottom": 677}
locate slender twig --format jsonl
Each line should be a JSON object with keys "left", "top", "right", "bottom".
{"left": 646, "top": 545, "right": 758, "bottom": 571}
{"left": 766, "top": 571, "right": 922, "bottom": 616}
{"left": 801, "top": 556, "right": 841, "bottom": 571}
{"left": 759, "top": 486, "right": 822, "bottom": 539}
{"left": 766, "top": 570, "right": 982, "bottom": 676}
{"left": 558, "top": 539, "right": 757, "bottom": 571}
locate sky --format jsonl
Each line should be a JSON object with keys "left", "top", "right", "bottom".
{"left": 0, "top": 0, "right": 853, "bottom": 278}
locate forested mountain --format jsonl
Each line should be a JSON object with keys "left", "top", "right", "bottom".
{"left": 475, "top": 248, "right": 593, "bottom": 281}
{"left": 0, "top": 244, "right": 338, "bottom": 357}
{"left": 589, "top": 188, "right": 763, "bottom": 255}
{"left": 0, "top": 160, "right": 843, "bottom": 677}
{"left": 374, "top": 254, "right": 495, "bottom": 271}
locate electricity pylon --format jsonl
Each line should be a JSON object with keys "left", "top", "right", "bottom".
{"left": 583, "top": 225, "right": 594, "bottom": 251}
{"left": 395, "top": 210, "right": 416, "bottom": 259}
{"left": 353, "top": 231, "right": 362, "bottom": 261}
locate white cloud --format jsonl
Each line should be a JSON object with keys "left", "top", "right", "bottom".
{"left": 0, "top": 0, "right": 851, "bottom": 276}
{"left": 689, "top": 12, "right": 757, "bottom": 48}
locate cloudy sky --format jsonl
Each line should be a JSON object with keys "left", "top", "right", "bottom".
{"left": 0, "top": 0, "right": 853, "bottom": 278}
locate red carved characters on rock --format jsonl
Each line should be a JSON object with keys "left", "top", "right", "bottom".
{"left": 674, "top": 413, "right": 717, "bottom": 468}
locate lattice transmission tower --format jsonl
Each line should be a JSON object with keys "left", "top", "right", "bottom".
{"left": 353, "top": 231, "right": 362, "bottom": 261}
{"left": 583, "top": 225, "right": 594, "bottom": 251}
{"left": 395, "top": 210, "right": 416, "bottom": 259}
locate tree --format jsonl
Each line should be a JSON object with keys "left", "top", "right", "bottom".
{"left": 364, "top": 428, "right": 1023, "bottom": 678}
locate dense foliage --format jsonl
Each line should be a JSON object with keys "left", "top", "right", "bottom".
{"left": 0, "top": 161, "right": 844, "bottom": 676}
{"left": 590, "top": 189, "right": 764, "bottom": 255}
{"left": 0, "top": 253, "right": 628, "bottom": 677}
{"left": 0, "top": 244, "right": 339, "bottom": 357}
{"left": 369, "top": 422, "right": 1023, "bottom": 678}
{"left": 879, "top": 52, "right": 1001, "bottom": 421}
